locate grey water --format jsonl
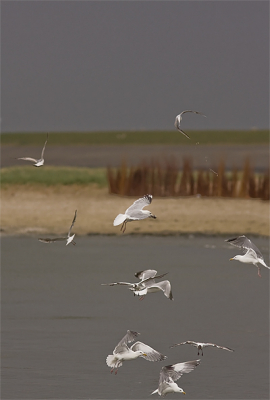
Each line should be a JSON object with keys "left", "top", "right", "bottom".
{"left": 1, "top": 235, "right": 269, "bottom": 399}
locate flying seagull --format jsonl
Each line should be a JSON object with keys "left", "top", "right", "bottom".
{"left": 151, "top": 360, "right": 200, "bottom": 396}
{"left": 174, "top": 110, "right": 206, "bottom": 139}
{"left": 17, "top": 133, "right": 48, "bottom": 167}
{"left": 113, "top": 194, "right": 156, "bottom": 233}
{"left": 102, "top": 269, "right": 167, "bottom": 290}
{"left": 102, "top": 269, "right": 173, "bottom": 300}
{"left": 106, "top": 330, "right": 166, "bottom": 374}
{"left": 38, "top": 210, "right": 77, "bottom": 246}
{"left": 226, "top": 235, "right": 269, "bottom": 277}
{"left": 170, "top": 341, "right": 234, "bottom": 356}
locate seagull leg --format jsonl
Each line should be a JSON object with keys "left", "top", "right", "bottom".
{"left": 139, "top": 295, "right": 145, "bottom": 301}
{"left": 257, "top": 266, "right": 261, "bottom": 278}
{"left": 72, "top": 241, "right": 76, "bottom": 246}
{"left": 120, "top": 222, "right": 124, "bottom": 231}
{"left": 122, "top": 221, "right": 127, "bottom": 233}
{"left": 110, "top": 368, "right": 114, "bottom": 374}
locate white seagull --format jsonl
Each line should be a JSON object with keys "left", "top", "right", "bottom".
{"left": 102, "top": 269, "right": 167, "bottom": 290}
{"left": 38, "top": 210, "right": 77, "bottom": 246}
{"left": 226, "top": 235, "right": 269, "bottom": 277}
{"left": 17, "top": 133, "right": 48, "bottom": 167}
{"left": 113, "top": 194, "right": 156, "bottom": 233}
{"left": 101, "top": 269, "right": 172, "bottom": 300}
{"left": 151, "top": 360, "right": 200, "bottom": 396}
{"left": 170, "top": 341, "right": 234, "bottom": 356}
{"left": 106, "top": 330, "right": 166, "bottom": 374}
{"left": 174, "top": 110, "right": 206, "bottom": 139}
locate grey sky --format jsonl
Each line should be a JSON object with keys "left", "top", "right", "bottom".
{"left": 2, "top": 1, "right": 269, "bottom": 132}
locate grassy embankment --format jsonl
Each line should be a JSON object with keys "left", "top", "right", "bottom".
{"left": 1, "top": 166, "right": 107, "bottom": 187}
{"left": 1, "top": 130, "right": 268, "bottom": 187}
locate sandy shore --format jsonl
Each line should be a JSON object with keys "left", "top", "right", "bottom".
{"left": 1, "top": 185, "right": 269, "bottom": 236}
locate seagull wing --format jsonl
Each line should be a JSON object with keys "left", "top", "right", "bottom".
{"left": 225, "top": 235, "right": 263, "bottom": 258}
{"left": 68, "top": 210, "right": 77, "bottom": 237}
{"left": 101, "top": 281, "right": 134, "bottom": 287}
{"left": 130, "top": 341, "right": 166, "bottom": 362}
{"left": 38, "top": 237, "right": 67, "bottom": 243}
{"left": 204, "top": 343, "right": 234, "bottom": 352}
{"left": 17, "top": 157, "right": 38, "bottom": 163}
{"left": 40, "top": 133, "right": 48, "bottom": 159}
{"left": 146, "top": 280, "right": 173, "bottom": 300}
{"left": 134, "top": 269, "right": 158, "bottom": 280}
{"left": 178, "top": 128, "right": 191, "bottom": 139}
{"left": 180, "top": 110, "right": 206, "bottom": 117}
{"left": 170, "top": 341, "right": 198, "bottom": 348}
{"left": 125, "top": 194, "right": 153, "bottom": 215}
{"left": 159, "top": 360, "right": 200, "bottom": 384}
{"left": 113, "top": 330, "right": 140, "bottom": 354}
{"left": 137, "top": 273, "right": 169, "bottom": 288}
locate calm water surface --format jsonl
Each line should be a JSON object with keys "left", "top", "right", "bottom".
{"left": 1, "top": 235, "right": 269, "bottom": 399}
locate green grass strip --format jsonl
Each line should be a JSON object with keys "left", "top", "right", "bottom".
{"left": 1, "top": 130, "right": 269, "bottom": 145}
{"left": 1, "top": 166, "right": 108, "bottom": 186}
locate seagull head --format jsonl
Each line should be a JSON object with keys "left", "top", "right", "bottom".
{"left": 138, "top": 351, "right": 147, "bottom": 357}
{"left": 177, "top": 387, "right": 186, "bottom": 395}
{"left": 230, "top": 256, "right": 240, "bottom": 261}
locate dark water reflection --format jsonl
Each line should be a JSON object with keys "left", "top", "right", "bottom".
{"left": 1, "top": 235, "right": 269, "bottom": 399}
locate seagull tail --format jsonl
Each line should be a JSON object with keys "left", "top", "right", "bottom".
{"left": 113, "top": 214, "right": 126, "bottom": 226}
{"left": 151, "top": 389, "right": 159, "bottom": 395}
{"left": 106, "top": 354, "right": 122, "bottom": 369}
{"left": 106, "top": 354, "right": 116, "bottom": 368}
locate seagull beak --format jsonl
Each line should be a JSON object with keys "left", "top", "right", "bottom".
{"left": 229, "top": 258, "right": 234, "bottom": 261}
{"left": 151, "top": 214, "right": 157, "bottom": 219}
{"left": 183, "top": 392, "right": 186, "bottom": 395}
{"left": 143, "top": 353, "right": 147, "bottom": 356}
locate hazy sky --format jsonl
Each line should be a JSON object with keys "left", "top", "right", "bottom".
{"left": 2, "top": 1, "right": 269, "bottom": 132}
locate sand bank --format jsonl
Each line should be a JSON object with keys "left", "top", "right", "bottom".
{"left": 1, "top": 185, "right": 269, "bottom": 236}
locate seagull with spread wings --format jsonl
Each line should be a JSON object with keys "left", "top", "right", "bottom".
{"left": 38, "top": 210, "right": 77, "bottom": 246}
{"left": 151, "top": 360, "right": 200, "bottom": 396}
{"left": 226, "top": 235, "right": 269, "bottom": 277}
{"left": 102, "top": 269, "right": 173, "bottom": 300}
{"left": 17, "top": 133, "right": 49, "bottom": 167}
{"left": 113, "top": 194, "right": 156, "bottom": 233}
{"left": 106, "top": 330, "right": 166, "bottom": 374}
{"left": 170, "top": 341, "right": 234, "bottom": 356}
{"left": 174, "top": 110, "right": 206, "bottom": 139}
{"left": 102, "top": 269, "right": 167, "bottom": 291}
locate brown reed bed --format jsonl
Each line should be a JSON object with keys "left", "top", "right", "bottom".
{"left": 107, "top": 157, "right": 269, "bottom": 200}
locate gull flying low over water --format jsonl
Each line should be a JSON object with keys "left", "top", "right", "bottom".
{"left": 226, "top": 235, "right": 269, "bottom": 277}
{"left": 151, "top": 360, "right": 200, "bottom": 396}
{"left": 38, "top": 210, "right": 77, "bottom": 246}
{"left": 170, "top": 341, "right": 234, "bottom": 356}
{"left": 106, "top": 330, "right": 166, "bottom": 374}
{"left": 174, "top": 110, "right": 206, "bottom": 139}
{"left": 102, "top": 269, "right": 173, "bottom": 300}
{"left": 113, "top": 194, "right": 156, "bottom": 233}
{"left": 17, "top": 133, "right": 48, "bottom": 167}
{"left": 102, "top": 269, "right": 167, "bottom": 291}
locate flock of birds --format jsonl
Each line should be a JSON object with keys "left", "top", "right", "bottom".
{"left": 15, "top": 112, "right": 269, "bottom": 397}
{"left": 105, "top": 328, "right": 234, "bottom": 396}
